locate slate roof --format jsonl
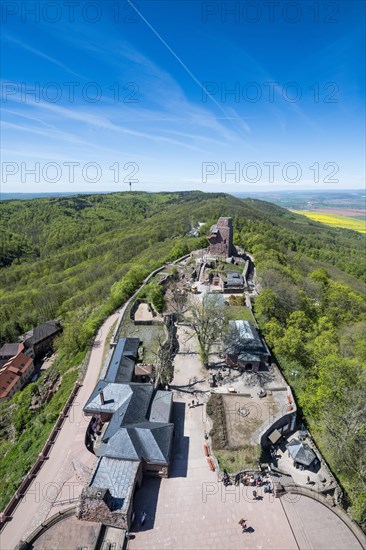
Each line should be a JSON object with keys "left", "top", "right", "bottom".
{"left": 0, "top": 343, "right": 23, "bottom": 359}
{"left": 90, "top": 457, "right": 139, "bottom": 510}
{"left": 84, "top": 380, "right": 133, "bottom": 416}
{"left": 286, "top": 438, "right": 317, "bottom": 467}
{"left": 226, "top": 272, "right": 244, "bottom": 286}
{"left": 85, "top": 381, "right": 174, "bottom": 466}
{"left": 105, "top": 338, "right": 140, "bottom": 384}
{"left": 149, "top": 390, "right": 173, "bottom": 423}
{"left": 23, "top": 320, "right": 61, "bottom": 348}
{"left": 98, "top": 423, "right": 174, "bottom": 464}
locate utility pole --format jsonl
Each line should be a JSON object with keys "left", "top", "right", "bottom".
{"left": 129, "top": 181, "right": 132, "bottom": 192}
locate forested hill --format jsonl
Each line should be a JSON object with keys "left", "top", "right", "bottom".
{"left": 1, "top": 191, "right": 365, "bottom": 344}
{"left": 0, "top": 191, "right": 365, "bottom": 523}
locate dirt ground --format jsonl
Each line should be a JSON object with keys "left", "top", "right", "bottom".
{"left": 222, "top": 395, "right": 263, "bottom": 448}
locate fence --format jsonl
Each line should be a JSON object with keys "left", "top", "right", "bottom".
{"left": 0, "top": 381, "right": 82, "bottom": 531}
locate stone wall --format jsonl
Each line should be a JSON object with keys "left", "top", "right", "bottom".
{"left": 77, "top": 464, "right": 143, "bottom": 530}
{"left": 77, "top": 488, "right": 129, "bottom": 530}
{"left": 208, "top": 217, "right": 234, "bottom": 257}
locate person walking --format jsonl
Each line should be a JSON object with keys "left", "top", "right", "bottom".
{"left": 140, "top": 511, "right": 147, "bottom": 526}
{"left": 252, "top": 489, "right": 257, "bottom": 500}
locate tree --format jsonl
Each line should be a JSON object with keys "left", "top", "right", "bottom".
{"left": 254, "top": 288, "right": 278, "bottom": 322}
{"left": 186, "top": 294, "right": 226, "bottom": 367}
{"left": 146, "top": 283, "right": 166, "bottom": 313}
{"left": 167, "top": 285, "right": 188, "bottom": 321}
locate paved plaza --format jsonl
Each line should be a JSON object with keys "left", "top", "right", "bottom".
{"left": 129, "top": 331, "right": 296, "bottom": 549}
{"left": 128, "top": 326, "right": 363, "bottom": 550}
{"left": 129, "top": 400, "right": 297, "bottom": 550}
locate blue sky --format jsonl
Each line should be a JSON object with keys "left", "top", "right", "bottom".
{"left": 1, "top": 0, "right": 365, "bottom": 193}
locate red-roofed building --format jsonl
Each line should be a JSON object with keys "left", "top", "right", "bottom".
{"left": 0, "top": 342, "right": 24, "bottom": 368}
{"left": 0, "top": 352, "right": 35, "bottom": 400}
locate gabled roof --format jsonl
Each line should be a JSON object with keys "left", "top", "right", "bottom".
{"left": 0, "top": 353, "right": 33, "bottom": 399}
{"left": 149, "top": 390, "right": 173, "bottom": 423}
{"left": 97, "top": 423, "right": 174, "bottom": 464}
{"left": 0, "top": 343, "right": 23, "bottom": 359}
{"left": 105, "top": 338, "right": 140, "bottom": 384}
{"left": 85, "top": 331, "right": 174, "bottom": 468}
{"left": 84, "top": 380, "right": 133, "bottom": 416}
{"left": 90, "top": 457, "right": 139, "bottom": 510}
{"left": 85, "top": 381, "right": 173, "bottom": 466}
{"left": 23, "top": 320, "right": 61, "bottom": 347}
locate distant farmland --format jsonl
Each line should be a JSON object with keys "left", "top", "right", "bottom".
{"left": 292, "top": 211, "right": 366, "bottom": 234}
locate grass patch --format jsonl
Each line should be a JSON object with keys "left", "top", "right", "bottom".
{"left": 118, "top": 302, "right": 165, "bottom": 362}
{"left": 101, "top": 319, "right": 117, "bottom": 371}
{"left": 215, "top": 445, "right": 261, "bottom": 473}
{"left": 291, "top": 211, "right": 366, "bottom": 234}
{"left": 226, "top": 306, "right": 254, "bottom": 322}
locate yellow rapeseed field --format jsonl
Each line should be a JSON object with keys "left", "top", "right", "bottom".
{"left": 292, "top": 211, "right": 366, "bottom": 234}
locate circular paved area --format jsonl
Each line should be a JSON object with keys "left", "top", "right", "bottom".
{"left": 281, "top": 494, "right": 362, "bottom": 549}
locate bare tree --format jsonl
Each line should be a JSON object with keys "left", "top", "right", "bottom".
{"left": 168, "top": 285, "right": 188, "bottom": 321}
{"left": 186, "top": 294, "right": 226, "bottom": 368}
{"left": 154, "top": 322, "right": 176, "bottom": 387}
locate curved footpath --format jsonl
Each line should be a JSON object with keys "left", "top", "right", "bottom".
{"left": 1, "top": 310, "right": 120, "bottom": 550}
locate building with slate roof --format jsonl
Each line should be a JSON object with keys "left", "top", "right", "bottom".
{"left": 224, "top": 320, "right": 271, "bottom": 371}
{"left": 104, "top": 338, "right": 140, "bottom": 384}
{"left": 78, "top": 458, "right": 142, "bottom": 530}
{"left": 21, "top": 320, "right": 61, "bottom": 360}
{"left": 78, "top": 338, "right": 174, "bottom": 529}
{"left": 225, "top": 271, "right": 245, "bottom": 292}
{"left": 84, "top": 382, "right": 173, "bottom": 473}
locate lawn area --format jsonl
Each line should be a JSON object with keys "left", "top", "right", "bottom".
{"left": 215, "top": 446, "right": 261, "bottom": 473}
{"left": 226, "top": 305, "right": 254, "bottom": 322}
{"left": 291, "top": 210, "right": 366, "bottom": 234}
{"left": 208, "top": 264, "right": 244, "bottom": 275}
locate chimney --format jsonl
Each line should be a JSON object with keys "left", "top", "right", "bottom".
{"left": 99, "top": 390, "right": 105, "bottom": 405}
